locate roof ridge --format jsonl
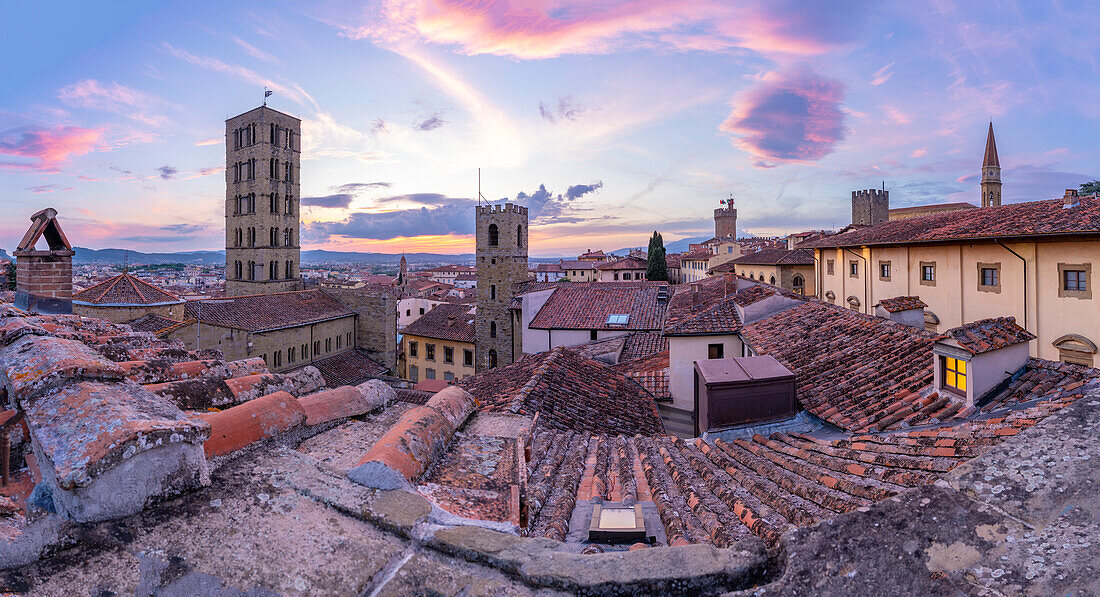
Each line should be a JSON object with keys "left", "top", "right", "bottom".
{"left": 125, "top": 273, "right": 150, "bottom": 303}
{"left": 509, "top": 350, "right": 562, "bottom": 414}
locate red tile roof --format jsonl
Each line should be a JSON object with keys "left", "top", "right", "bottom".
{"left": 292, "top": 348, "right": 389, "bottom": 387}
{"left": 681, "top": 250, "right": 713, "bottom": 261}
{"left": 459, "top": 348, "right": 664, "bottom": 435}
{"left": 73, "top": 273, "right": 182, "bottom": 306}
{"left": 620, "top": 331, "right": 669, "bottom": 362}
{"left": 731, "top": 248, "right": 814, "bottom": 266}
{"left": 888, "top": 202, "right": 977, "bottom": 216}
{"left": 939, "top": 316, "right": 1036, "bottom": 354}
{"left": 528, "top": 283, "right": 669, "bottom": 331}
{"left": 805, "top": 196, "right": 1100, "bottom": 247}
{"left": 611, "top": 349, "right": 669, "bottom": 399}
{"left": 400, "top": 303, "right": 475, "bottom": 343}
{"left": 183, "top": 290, "right": 354, "bottom": 332}
{"left": 662, "top": 275, "right": 746, "bottom": 336}
{"left": 740, "top": 300, "right": 947, "bottom": 432}
{"left": 126, "top": 313, "right": 188, "bottom": 335}
{"left": 595, "top": 256, "right": 648, "bottom": 271}
{"left": 875, "top": 296, "right": 927, "bottom": 312}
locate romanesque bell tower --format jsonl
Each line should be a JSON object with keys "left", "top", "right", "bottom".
{"left": 474, "top": 203, "right": 528, "bottom": 372}
{"left": 714, "top": 201, "right": 737, "bottom": 241}
{"left": 981, "top": 122, "right": 1002, "bottom": 208}
{"left": 225, "top": 105, "right": 303, "bottom": 296}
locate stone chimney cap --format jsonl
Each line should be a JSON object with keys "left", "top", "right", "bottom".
{"left": 16, "top": 207, "right": 72, "bottom": 253}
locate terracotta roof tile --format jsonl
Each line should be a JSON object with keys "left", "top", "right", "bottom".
{"left": 400, "top": 303, "right": 475, "bottom": 343}
{"left": 183, "top": 290, "right": 354, "bottom": 332}
{"left": 125, "top": 313, "right": 188, "bottom": 335}
{"left": 939, "top": 316, "right": 1036, "bottom": 354}
{"left": 293, "top": 349, "right": 389, "bottom": 387}
{"left": 876, "top": 296, "right": 927, "bottom": 312}
{"left": 731, "top": 248, "right": 814, "bottom": 266}
{"left": 459, "top": 348, "right": 664, "bottom": 435}
{"left": 529, "top": 283, "right": 669, "bottom": 331}
{"left": 72, "top": 273, "right": 182, "bottom": 306}
{"left": 662, "top": 275, "right": 746, "bottom": 336}
{"left": 595, "top": 256, "right": 648, "bottom": 271}
{"left": 805, "top": 195, "right": 1100, "bottom": 247}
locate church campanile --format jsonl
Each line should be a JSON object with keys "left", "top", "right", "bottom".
{"left": 981, "top": 122, "right": 1002, "bottom": 208}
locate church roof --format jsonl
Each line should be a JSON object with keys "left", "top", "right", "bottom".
{"left": 73, "top": 273, "right": 183, "bottom": 306}
{"left": 983, "top": 122, "right": 1000, "bottom": 168}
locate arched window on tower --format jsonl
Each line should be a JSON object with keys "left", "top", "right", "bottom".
{"left": 490, "top": 321, "right": 497, "bottom": 338}
{"left": 248, "top": 261, "right": 256, "bottom": 281}
{"left": 792, "top": 275, "right": 805, "bottom": 295}
{"left": 235, "top": 261, "right": 242, "bottom": 280}
{"left": 488, "top": 224, "right": 499, "bottom": 246}
{"left": 270, "top": 261, "right": 278, "bottom": 280}
{"left": 285, "top": 260, "right": 293, "bottom": 279}
{"left": 270, "top": 227, "right": 278, "bottom": 247}
{"left": 517, "top": 224, "right": 523, "bottom": 247}
{"left": 234, "top": 228, "right": 242, "bottom": 247}
{"left": 488, "top": 349, "right": 498, "bottom": 369}
{"left": 284, "top": 228, "right": 291, "bottom": 247}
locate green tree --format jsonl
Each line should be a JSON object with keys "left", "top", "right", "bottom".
{"left": 1080, "top": 180, "right": 1100, "bottom": 196}
{"left": 646, "top": 231, "right": 668, "bottom": 281}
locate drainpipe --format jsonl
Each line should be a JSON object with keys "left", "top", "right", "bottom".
{"left": 996, "top": 240, "right": 1028, "bottom": 331}
{"left": 843, "top": 248, "right": 869, "bottom": 313}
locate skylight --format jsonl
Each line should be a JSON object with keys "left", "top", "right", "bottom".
{"left": 606, "top": 314, "right": 630, "bottom": 325}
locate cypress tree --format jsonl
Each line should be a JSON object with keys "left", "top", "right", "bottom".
{"left": 646, "top": 231, "right": 668, "bottom": 281}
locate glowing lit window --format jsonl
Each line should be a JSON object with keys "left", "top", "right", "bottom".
{"left": 943, "top": 357, "right": 967, "bottom": 393}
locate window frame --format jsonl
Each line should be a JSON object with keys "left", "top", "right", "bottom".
{"left": 1058, "top": 263, "right": 1091, "bottom": 299}
{"left": 977, "top": 262, "right": 1001, "bottom": 293}
{"left": 919, "top": 261, "right": 936, "bottom": 286}
{"left": 707, "top": 343, "right": 724, "bottom": 359}
{"left": 444, "top": 346, "right": 454, "bottom": 364}
{"left": 463, "top": 349, "right": 474, "bottom": 367}
{"left": 426, "top": 343, "right": 436, "bottom": 361}
{"left": 409, "top": 341, "right": 418, "bottom": 358}
{"left": 849, "top": 261, "right": 859, "bottom": 278}
{"left": 941, "top": 356, "right": 967, "bottom": 395}
{"left": 878, "top": 260, "right": 891, "bottom": 281}
{"left": 826, "top": 259, "right": 835, "bottom": 276}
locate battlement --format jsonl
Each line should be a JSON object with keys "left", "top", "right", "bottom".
{"left": 477, "top": 203, "right": 528, "bottom": 216}
{"left": 851, "top": 188, "right": 890, "bottom": 226}
{"left": 714, "top": 205, "right": 738, "bottom": 240}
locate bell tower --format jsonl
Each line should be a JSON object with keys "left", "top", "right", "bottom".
{"left": 474, "top": 203, "right": 528, "bottom": 372}
{"left": 981, "top": 122, "right": 1002, "bottom": 208}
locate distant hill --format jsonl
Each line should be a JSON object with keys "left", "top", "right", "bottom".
{"left": 65, "top": 247, "right": 570, "bottom": 266}
{"left": 0, "top": 249, "right": 10, "bottom": 262}
{"left": 612, "top": 236, "right": 710, "bottom": 256}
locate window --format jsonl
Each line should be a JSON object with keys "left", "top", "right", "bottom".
{"left": 406, "top": 309, "right": 411, "bottom": 316}
{"left": 490, "top": 321, "right": 497, "bottom": 338}
{"left": 623, "top": 273, "right": 632, "bottom": 280}
{"left": 248, "top": 261, "right": 256, "bottom": 281}
{"left": 463, "top": 349, "right": 473, "bottom": 367}
{"left": 271, "top": 227, "right": 278, "bottom": 246}
{"left": 979, "top": 264, "right": 1000, "bottom": 292}
{"left": 270, "top": 260, "right": 278, "bottom": 280}
{"left": 942, "top": 356, "right": 967, "bottom": 393}
{"left": 270, "top": 193, "right": 277, "bottom": 213}
{"left": 490, "top": 285, "right": 496, "bottom": 300}
{"left": 590, "top": 330, "right": 598, "bottom": 341}
{"left": 441, "top": 345, "right": 455, "bottom": 364}
{"left": 444, "top": 371, "right": 455, "bottom": 382}
{"left": 824, "top": 290, "right": 835, "bottom": 303}
{"left": 409, "top": 341, "right": 418, "bottom": 358}
{"left": 288, "top": 347, "right": 296, "bottom": 363}
{"left": 419, "top": 307, "right": 425, "bottom": 315}
{"left": 792, "top": 275, "right": 805, "bottom": 295}
{"left": 336, "top": 335, "right": 342, "bottom": 350}
{"left": 1059, "top": 264, "right": 1090, "bottom": 299}
{"left": 284, "top": 228, "right": 291, "bottom": 247}
{"left": 488, "top": 223, "right": 499, "bottom": 246}
{"left": 284, "top": 195, "right": 293, "bottom": 214}
{"left": 846, "top": 296, "right": 861, "bottom": 311}
{"left": 879, "top": 261, "right": 891, "bottom": 280}
{"left": 827, "top": 259, "right": 835, "bottom": 275}
{"left": 286, "top": 260, "right": 293, "bottom": 279}
{"left": 1053, "top": 334, "right": 1096, "bottom": 367}
{"left": 301, "top": 343, "right": 308, "bottom": 359}
{"left": 409, "top": 365, "right": 418, "bottom": 382}
{"left": 325, "top": 338, "right": 332, "bottom": 352}
{"left": 606, "top": 314, "right": 629, "bottom": 325}
{"left": 769, "top": 275, "right": 775, "bottom": 285}
{"left": 314, "top": 340, "right": 321, "bottom": 356}
{"left": 920, "top": 262, "right": 936, "bottom": 285}
{"left": 425, "top": 368, "right": 436, "bottom": 380}
{"left": 234, "top": 261, "right": 243, "bottom": 280}
{"left": 426, "top": 343, "right": 436, "bottom": 361}
{"left": 273, "top": 351, "right": 282, "bottom": 367}
{"left": 849, "top": 261, "right": 859, "bottom": 277}
{"left": 347, "top": 332, "right": 352, "bottom": 346}
{"left": 487, "top": 349, "right": 498, "bottom": 369}
{"left": 708, "top": 343, "right": 724, "bottom": 359}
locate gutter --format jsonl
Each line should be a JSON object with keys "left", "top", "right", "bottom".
{"left": 996, "top": 240, "right": 1029, "bottom": 330}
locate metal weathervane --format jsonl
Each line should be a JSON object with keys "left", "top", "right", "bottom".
{"left": 263, "top": 88, "right": 273, "bottom": 106}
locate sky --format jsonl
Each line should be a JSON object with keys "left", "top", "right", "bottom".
{"left": 2, "top": 0, "right": 1099, "bottom": 257}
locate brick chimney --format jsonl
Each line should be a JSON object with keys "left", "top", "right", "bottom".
{"left": 1063, "top": 188, "right": 1080, "bottom": 208}
{"left": 13, "top": 208, "right": 74, "bottom": 315}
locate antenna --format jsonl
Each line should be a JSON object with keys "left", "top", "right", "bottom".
{"left": 477, "top": 168, "right": 488, "bottom": 205}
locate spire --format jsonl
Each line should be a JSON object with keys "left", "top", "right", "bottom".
{"left": 983, "top": 122, "right": 1000, "bottom": 169}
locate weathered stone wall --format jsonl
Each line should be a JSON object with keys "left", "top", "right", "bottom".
{"left": 325, "top": 287, "right": 398, "bottom": 371}
{"left": 851, "top": 189, "right": 889, "bottom": 226}
{"left": 224, "top": 106, "right": 303, "bottom": 297}
{"left": 167, "top": 315, "right": 356, "bottom": 372}
{"left": 73, "top": 302, "right": 184, "bottom": 324}
{"left": 474, "top": 203, "right": 528, "bottom": 372}
{"left": 714, "top": 206, "right": 738, "bottom": 240}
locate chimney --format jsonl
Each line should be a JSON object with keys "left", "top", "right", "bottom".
{"left": 691, "top": 283, "right": 701, "bottom": 309}
{"left": 1063, "top": 188, "right": 1080, "bottom": 208}
{"left": 723, "top": 272, "right": 736, "bottom": 296}
{"left": 13, "top": 208, "right": 74, "bottom": 315}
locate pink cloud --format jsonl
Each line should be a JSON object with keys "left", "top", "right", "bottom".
{"left": 195, "top": 137, "right": 221, "bottom": 146}
{"left": 719, "top": 68, "right": 847, "bottom": 164}
{"left": 346, "top": 0, "right": 870, "bottom": 59}
{"left": 0, "top": 125, "right": 104, "bottom": 171}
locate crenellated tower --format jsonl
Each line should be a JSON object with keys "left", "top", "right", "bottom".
{"left": 475, "top": 203, "right": 528, "bottom": 372}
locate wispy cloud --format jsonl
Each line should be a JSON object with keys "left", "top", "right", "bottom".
{"left": 302, "top": 181, "right": 392, "bottom": 208}
{"left": 414, "top": 112, "right": 446, "bottom": 131}
{"left": 232, "top": 36, "right": 280, "bottom": 63}
{"left": 156, "top": 165, "right": 178, "bottom": 180}
{"left": 195, "top": 137, "right": 221, "bottom": 146}
{"left": 161, "top": 43, "right": 319, "bottom": 111}
{"left": 719, "top": 68, "right": 847, "bottom": 166}
{"left": 26, "top": 184, "right": 74, "bottom": 194}
{"left": 57, "top": 79, "right": 173, "bottom": 127}
{"left": 0, "top": 125, "right": 104, "bottom": 171}
{"left": 539, "top": 96, "right": 584, "bottom": 123}
{"left": 870, "top": 62, "right": 895, "bottom": 86}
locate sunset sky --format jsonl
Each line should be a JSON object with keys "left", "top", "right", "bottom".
{"left": 3, "top": 0, "right": 1099, "bottom": 257}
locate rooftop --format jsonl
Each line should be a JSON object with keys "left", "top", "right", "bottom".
{"left": 595, "top": 256, "right": 648, "bottom": 271}
{"left": 805, "top": 195, "right": 1100, "bottom": 247}
{"left": 730, "top": 247, "right": 814, "bottom": 266}
{"left": 875, "top": 295, "right": 928, "bottom": 312}
{"left": 938, "top": 316, "right": 1037, "bottom": 354}
{"left": 72, "top": 272, "right": 183, "bottom": 306}
{"left": 400, "top": 303, "right": 475, "bottom": 343}
{"left": 528, "top": 282, "right": 669, "bottom": 331}
{"left": 662, "top": 275, "right": 749, "bottom": 336}
{"left": 183, "top": 289, "right": 355, "bottom": 332}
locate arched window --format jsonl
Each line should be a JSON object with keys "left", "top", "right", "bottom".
{"left": 284, "top": 195, "right": 292, "bottom": 214}
{"left": 759, "top": 274, "right": 765, "bottom": 282}
{"left": 284, "top": 228, "right": 291, "bottom": 247}
{"left": 488, "top": 349, "right": 498, "bottom": 369}
{"left": 270, "top": 227, "right": 278, "bottom": 247}
{"left": 270, "top": 260, "right": 278, "bottom": 280}
{"left": 490, "top": 321, "right": 497, "bottom": 338}
{"left": 769, "top": 275, "right": 776, "bottom": 285}
{"left": 517, "top": 224, "right": 523, "bottom": 247}
{"left": 846, "top": 296, "right": 861, "bottom": 311}
{"left": 488, "top": 223, "right": 499, "bottom": 246}
{"left": 248, "top": 228, "right": 256, "bottom": 247}
{"left": 1053, "top": 334, "right": 1096, "bottom": 367}
{"left": 234, "top": 228, "right": 242, "bottom": 247}
{"left": 270, "top": 193, "right": 277, "bottom": 213}
{"left": 235, "top": 261, "right": 242, "bottom": 280}
{"left": 924, "top": 310, "right": 940, "bottom": 331}
{"left": 248, "top": 261, "right": 256, "bottom": 280}
{"left": 792, "top": 275, "right": 804, "bottom": 295}
{"left": 824, "top": 290, "right": 835, "bottom": 303}
{"left": 285, "top": 260, "right": 293, "bottom": 279}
